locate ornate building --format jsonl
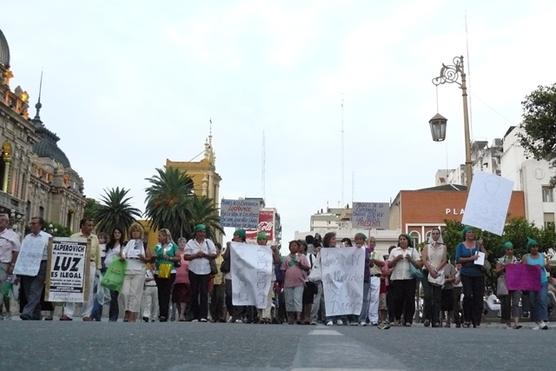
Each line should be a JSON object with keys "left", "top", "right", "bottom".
{"left": 0, "top": 29, "right": 85, "bottom": 232}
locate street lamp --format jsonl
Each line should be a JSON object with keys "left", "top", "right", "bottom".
{"left": 429, "top": 113, "right": 447, "bottom": 142}
{"left": 431, "top": 56, "right": 473, "bottom": 187}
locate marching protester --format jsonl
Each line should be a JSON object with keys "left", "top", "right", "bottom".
{"left": 421, "top": 227, "right": 447, "bottom": 327}
{"left": 455, "top": 226, "right": 487, "bottom": 328}
{"left": 184, "top": 224, "right": 217, "bottom": 322}
{"left": 61, "top": 218, "right": 100, "bottom": 321}
{"left": 15, "top": 217, "right": 49, "bottom": 320}
{"left": 103, "top": 227, "right": 125, "bottom": 321}
{"left": 322, "top": 232, "right": 343, "bottom": 326}
{"left": 154, "top": 228, "right": 180, "bottom": 322}
{"left": 223, "top": 229, "right": 245, "bottom": 323}
{"left": 522, "top": 238, "right": 549, "bottom": 330}
{"left": 281, "top": 240, "right": 310, "bottom": 324}
{"left": 495, "top": 241, "right": 522, "bottom": 329}
{"left": 308, "top": 240, "right": 323, "bottom": 325}
{"left": 0, "top": 213, "right": 20, "bottom": 318}
{"left": 142, "top": 262, "right": 158, "bottom": 322}
{"left": 120, "top": 223, "right": 151, "bottom": 322}
{"left": 173, "top": 237, "right": 190, "bottom": 322}
{"left": 387, "top": 234, "right": 422, "bottom": 326}
{"left": 353, "top": 233, "right": 371, "bottom": 326}
{"left": 366, "top": 236, "right": 383, "bottom": 326}
{"left": 210, "top": 242, "right": 226, "bottom": 323}
{"left": 256, "top": 232, "right": 280, "bottom": 324}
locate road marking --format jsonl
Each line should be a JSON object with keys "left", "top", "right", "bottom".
{"left": 308, "top": 329, "right": 343, "bottom": 336}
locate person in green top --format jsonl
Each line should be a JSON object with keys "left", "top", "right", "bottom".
{"left": 154, "top": 228, "right": 180, "bottom": 322}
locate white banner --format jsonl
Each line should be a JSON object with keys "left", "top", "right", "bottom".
{"left": 13, "top": 234, "right": 50, "bottom": 276}
{"left": 230, "top": 242, "right": 273, "bottom": 309}
{"left": 46, "top": 237, "right": 90, "bottom": 303}
{"left": 321, "top": 247, "right": 365, "bottom": 316}
{"left": 462, "top": 171, "right": 514, "bottom": 236}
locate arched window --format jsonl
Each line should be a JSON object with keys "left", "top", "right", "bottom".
{"left": 409, "top": 231, "right": 420, "bottom": 247}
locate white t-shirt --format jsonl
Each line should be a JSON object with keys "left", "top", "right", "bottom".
{"left": 0, "top": 228, "right": 20, "bottom": 263}
{"left": 104, "top": 243, "right": 122, "bottom": 268}
{"left": 388, "top": 247, "right": 421, "bottom": 281}
{"left": 184, "top": 238, "right": 217, "bottom": 275}
{"left": 122, "top": 239, "right": 146, "bottom": 273}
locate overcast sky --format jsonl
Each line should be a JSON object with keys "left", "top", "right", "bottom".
{"left": 3, "top": 0, "right": 556, "bottom": 242}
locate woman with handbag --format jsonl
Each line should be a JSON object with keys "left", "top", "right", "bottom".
{"left": 154, "top": 228, "right": 180, "bottom": 322}
{"left": 184, "top": 224, "right": 217, "bottom": 322}
{"left": 387, "top": 234, "right": 422, "bottom": 326}
{"left": 495, "top": 241, "right": 521, "bottom": 329}
{"left": 455, "top": 226, "right": 487, "bottom": 328}
{"left": 421, "top": 227, "right": 447, "bottom": 328}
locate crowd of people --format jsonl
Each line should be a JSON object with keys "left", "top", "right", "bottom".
{"left": 0, "top": 213, "right": 554, "bottom": 330}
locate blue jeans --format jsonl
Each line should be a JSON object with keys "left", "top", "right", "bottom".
{"left": 529, "top": 282, "right": 548, "bottom": 322}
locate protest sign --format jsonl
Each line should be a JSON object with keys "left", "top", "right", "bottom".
{"left": 462, "top": 171, "right": 514, "bottom": 236}
{"left": 220, "top": 199, "right": 260, "bottom": 229}
{"left": 230, "top": 242, "right": 273, "bottom": 309}
{"left": 352, "top": 202, "right": 390, "bottom": 229}
{"left": 46, "top": 237, "right": 91, "bottom": 302}
{"left": 505, "top": 264, "right": 541, "bottom": 292}
{"left": 321, "top": 247, "right": 365, "bottom": 316}
{"left": 13, "top": 235, "right": 50, "bottom": 276}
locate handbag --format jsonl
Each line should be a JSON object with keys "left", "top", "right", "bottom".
{"left": 496, "top": 274, "right": 508, "bottom": 296}
{"left": 409, "top": 263, "right": 424, "bottom": 280}
{"left": 209, "top": 258, "right": 218, "bottom": 276}
{"left": 101, "top": 259, "right": 127, "bottom": 291}
{"left": 158, "top": 262, "right": 173, "bottom": 279}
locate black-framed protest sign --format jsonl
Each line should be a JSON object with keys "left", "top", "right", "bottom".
{"left": 45, "top": 237, "right": 91, "bottom": 302}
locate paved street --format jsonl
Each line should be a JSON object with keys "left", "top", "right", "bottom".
{"left": 1, "top": 321, "right": 555, "bottom": 371}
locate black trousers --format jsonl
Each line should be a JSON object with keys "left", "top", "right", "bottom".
{"left": 461, "top": 275, "right": 484, "bottom": 326}
{"left": 429, "top": 284, "right": 442, "bottom": 324}
{"left": 390, "top": 279, "right": 416, "bottom": 324}
{"left": 155, "top": 273, "right": 175, "bottom": 320}
{"left": 189, "top": 271, "right": 210, "bottom": 320}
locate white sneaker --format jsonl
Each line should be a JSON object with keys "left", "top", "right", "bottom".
{"left": 234, "top": 319, "right": 243, "bottom": 324}
{"left": 359, "top": 321, "right": 367, "bottom": 326}
{"left": 540, "top": 321, "right": 549, "bottom": 330}
{"left": 200, "top": 318, "right": 208, "bottom": 322}
{"left": 532, "top": 322, "right": 541, "bottom": 330}
{"left": 336, "top": 319, "right": 344, "bottom": 326}
{"left": 326, "top": 320, "right": 334, "bottom": 326}
{"left": 191, "top": 319, "right": 199, "bottom": 323}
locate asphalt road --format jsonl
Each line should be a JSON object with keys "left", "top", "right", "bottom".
{"left": 1, "top": 321, "right": 554, "bottom": 371}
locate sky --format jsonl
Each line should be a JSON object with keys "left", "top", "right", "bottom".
{"left": 2, "top": 0, "right": 556, "bottom": 243}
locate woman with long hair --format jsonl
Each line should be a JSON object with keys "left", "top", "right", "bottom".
{"left": 387, "top": 234, "right": 422, "bottom": 326}
{"left": 103, "top": 227, "right": 125, "bottom": 321}
{"left": 421, "top": 227, "right": 447, "bottom": 327}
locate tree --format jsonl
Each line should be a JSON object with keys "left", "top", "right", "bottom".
{"left": 94, "top": 187, "right": 142, "bottom": 234}
{"left": 518, "top": 83, "right": 556, "bottom": 186}
{"left": 45, "top": 222, "right": 72, "bottom": 237}
{"left": 144, "top": 167, "right": 194, "bottom": 240}
{"left": 83, "top": 198, "right": 100, "bottom": 222}
{"left": 186, "top": 196, "right": 224, "bottom": 240}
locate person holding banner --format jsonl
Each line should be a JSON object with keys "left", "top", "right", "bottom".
{"left": 495, "top": 241, "right": 522, "bottom": 329}
{"left": 281, "top": 240, "right": 310, "bottom": 324}
{"left": 522, "top": 238, "right": 549, "bottom": 330}
{"left": 184, "top": 224, "right": 217, "bottom": 322}
{"left": 421, "top": 227, "right": 447, "bottom": 328}
{"left": 154, "top": 228, "right": 180, "bottom": 322}
{"left": 322, "top": 232, "right": 343, "bottom": 326}
{"left": 455, "top": 226, "right": 486, "bottom": 328}
{"left": 387, "top": 234, "right": 422, "bottom": 326}
{"left": 0, "top": 213, "right": 20, "bottom": 318}
{"left": 223, "top": 229, "right": 245, "bottom": 323}
{"left": 120, "top": 223, "right": 151, "bottom": 322}
{"left": 365, "top": 236, "right": 384, "bottom": 326}
{"left": 15, "top": 217, "right": 50, "bottom": 320}
{"left": 61, "top": 218, "right": 100, "bottom": 321}
{"left": 256, "top": 232, "right": 280, "bottom": 324}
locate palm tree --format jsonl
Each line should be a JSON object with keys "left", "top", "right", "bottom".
{"left": 186, "top": 196, "right": 224, "bottom": 240}
{"left": 144, "top": 167, "right": 194, "bottom": 239}
{"left": 95, "top": 187, "right": 142, "bottom": 233}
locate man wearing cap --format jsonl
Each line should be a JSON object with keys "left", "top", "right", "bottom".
{"left": 0, "top": 213, "right": 20, "bottom": 318}
{"left": 184, "top": 224, "right": 217, "bottom": 322}
{"left": 495, "top": 241, "right": 521, "bottom": 329}
{"left": 223, "top": 229, "right": 246, "bottom": 323}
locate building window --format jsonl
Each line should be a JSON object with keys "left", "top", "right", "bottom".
{"left": 542, "top": 186, "right": 554, "bottom": 203}
{"left": 544, "top": 213, "right": 555, "bottom": 230}
{"left": 409, "top": 231, "right": 420, "bottom": 246}
{"left": 39, "top": 206, "right": 44, "bottom": 219}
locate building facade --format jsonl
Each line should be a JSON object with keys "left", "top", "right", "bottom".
{"left": 0, "top": 29, "right": 85, "bottom": 233}
{"left": 389, "top": 184, "right": 526, "bottom": 245}
{"left": 501, "top": 126, "right": 556, "bottom": 229}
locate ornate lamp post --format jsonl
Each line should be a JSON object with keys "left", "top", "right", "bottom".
{"left": 432, "top": 56, "right": 472, "bottom": 187}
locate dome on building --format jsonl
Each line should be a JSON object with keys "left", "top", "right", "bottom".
{"left": 32, "top": 126, "right": 71, "bottom": 168}
{"left": 0, "top": 29, "right": 10, "bottom": 68}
